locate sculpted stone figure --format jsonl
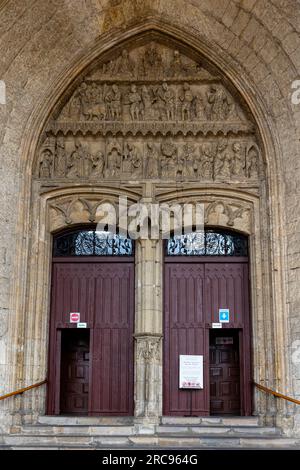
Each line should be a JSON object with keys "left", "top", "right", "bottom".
{"left": 141, "top": 85, "right": 153, "bottom": 120}
{"left": 130, "top": 144, "right": 142, "bottom": 177}
{"left": 168, "top": 50, "right": 189, "bottom": 78}
{"left": 122, "top": 143, "right": 142, "bottom": 176}
{"left": 193, "top": 94, "right": 205, "bottom": 120}
{"left": 161, "top": 139, "right": 177, "bottom": 178}
{"left": 77, "top": 82, "right": 91, "bottom": 120}
{"left": 180, "top": 83, "right": 194, "bottom": 121}
{"left": 39, "top": 149, "right": 53, "bottom": 178}
{"left": 141, "top": 43, "right": 163, "bottom": 77}
{"left": 128, "top": 84, "right": 143, "bottom": 120}
{"left": 246, "top": 144, "right": 259, "bottom": 179}
{"left": 214, "top": 141, "right": 232, "bottom": 179}
{"left": 182, "top": 143, "right": 197, "bottom": 178}
{"left": 200, "top": 143, "right": 215, "bottom": 180}
{"left": 156, "top": 82, "right": 175, "bottom": 121}
{"left": 68, "top": 91, "right": 81, "bottom": 120}
{"left": 83, "top": 147, "right": 92, "bottom": 177}
{"left": 206, "top": 85, "right": 234, "bottom": 121}
{"left": 145, "top": 142, "right": 159, "bottom": 178}
{"left": 112, "top": 49, "right": 135, "bottom": 77}
{"left": 55, "top": 136, "right": 66, "bottom": 177}
{"left": 82, "top": 83, "right": 105, "bottom": 121}
{"left": 67, "top": 142, "right": 86, "bottom": 179}
{"left": 232, "top": 142, "right": 245, "bottom": 177}
{"left": 90, "top": 150, "right": 105, "bottom": 178}
{"left": 106, "top": 140, "right": 122, "bottom": 178}
{"left": 105, "top": 84, "right": 122, "bottom": 120}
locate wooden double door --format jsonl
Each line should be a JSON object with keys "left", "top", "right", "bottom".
{"left": 47, "top": 257, "right": 134, "bottom": 416}
{"left": 164, "top": 257, "right": 251, "bottom": 416}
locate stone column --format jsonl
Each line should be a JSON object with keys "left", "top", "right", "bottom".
{"left": 134, "top": 234, "right": 163, "bottom": 420}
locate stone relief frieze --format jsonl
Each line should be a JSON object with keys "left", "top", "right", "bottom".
{"left": 95, "top": 44, "right": 211, "bottom": 81}
{"left": 36, "top": 41, "right": 262, "bottom": 186}
{"left": 56, "top": 81, "right": 247, "bottom": 127}
{"left": 37, "top": 135, "right": 260, "bottom": 181}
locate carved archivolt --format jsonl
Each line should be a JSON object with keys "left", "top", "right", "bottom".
{"left": 35, "top": 40, "right": 262, "bottom": 187}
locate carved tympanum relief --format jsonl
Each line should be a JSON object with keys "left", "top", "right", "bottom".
{"left": 35, "top": 41, "right": 262, "bottom": 184}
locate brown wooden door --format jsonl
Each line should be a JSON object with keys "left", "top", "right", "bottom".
{"left": 204, "top": 261, "right": 251, "bottom": 415}
{"left": 164, "top": 262, "right": 209, "bottom": 415}
{"left": 164, "top": 257, "right": 251, "bottom": 416}
{"left": 47, "top": 258, "right": 134, "bottom": 416}
{"left": 209, "top": 330, "right": 240, "bottom": 415}
{"left": 89, "top": 263, "right": 134, "bottom": 415}
{"left": 60, "top": 329, "right": 90, "bottom": 415}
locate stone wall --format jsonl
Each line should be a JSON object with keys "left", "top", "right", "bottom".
{"left": 0, "top": 0, "right": 299, "bottom": 434}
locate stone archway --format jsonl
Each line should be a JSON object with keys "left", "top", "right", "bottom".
{"left": 6, "top": 24, "right": 289, "bottom": 431}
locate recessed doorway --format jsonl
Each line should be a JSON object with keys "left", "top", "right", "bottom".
{"left": 47, "top": 228, "right": 135, "bottom": 416}
{"left": 163, "top": 229, "right": 252, "bottom": 416}
{"left": 209, "top": 329, "right": 240, "bottom": 415}
{"left": 60, "top": 329, "right": 90, "bottom": 415}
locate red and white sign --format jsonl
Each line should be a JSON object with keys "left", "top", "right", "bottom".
{"left": 70, "top": 312, "right": 80, "bottom": 323}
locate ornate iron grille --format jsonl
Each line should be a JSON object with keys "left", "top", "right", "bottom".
{"left": 53, "top": 229, "right": 133, "bottom": 256}
{"left": 166, "top": 230, "right": 248, "bottom": 256}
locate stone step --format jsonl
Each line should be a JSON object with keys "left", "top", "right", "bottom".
{"left": 129, "top": 435, "right": 300, "bottom": 449}
{"left": 37, "top": 416, "right": 134, "bottom": 426}
{"left": 161, "top": 416, "right": 260, "bottom": 426}
{"left": 2, "top": 434, "right": 300, "bottom": 449}
{"left": 37, "top": 415, "right": 260, "bottom": 427}
{"left": 4, "top": 434, "right": 131, "bottom": 447}
{"left": 4, "top": 415, "right": 299, "bottom": 449}
{"left": 11, "top": 425, "right": 136, "bottom": 436}
{"left": 156, "top": 425, "right": 280, "bottom": 436}
{"left": 13, "top": 421, "right": 278, "bottom": 438}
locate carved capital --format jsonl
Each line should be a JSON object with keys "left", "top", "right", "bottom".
{"left": 134, "top": 334, "right": 162, "bottom": 363}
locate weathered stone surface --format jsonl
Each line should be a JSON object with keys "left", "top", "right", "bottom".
{"left": 1, "top": 418, "right": 300, "bottom": 449}
{"left": 0, "top": 0, "right": 299, "bottom": 445}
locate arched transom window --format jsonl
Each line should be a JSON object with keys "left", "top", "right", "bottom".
{"left": 53, "top": 228, "right": 134, "bottom": 256}
{"left": 166, "top": 229, "right": 248, "bottom": 256}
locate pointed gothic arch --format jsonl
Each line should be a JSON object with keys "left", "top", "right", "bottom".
{"left": 7, "top": 21, "right": 290, "bottom": 427}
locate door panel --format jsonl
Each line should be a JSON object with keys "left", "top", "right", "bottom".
{"left": 90, "top": 263, "right": 134, "bottom": 415}
{"left": 205, "top": 263, "right": 248, "bottom": 327}
{"left": 164, "top": 263, "right": 209, "bottom": 415}
{"left": 209, "top": 330, "right": 240, "bottom": 415}
{"left": 48, "top": 260, "right": 134, "bottom": 416}
{"left": 164, "top": 258, "right": 250, "bottom": 417}
{"left": 60, "top": 329, "right": 90, "bottom": 415}
{"left": 90, "top": 327, "right": 133, "bottom": 415}
{"left": 52, "top": 263, "right": 95, "bottom": 326}
{"left": 205, "top": 262, "right": 251, "bottom": 415}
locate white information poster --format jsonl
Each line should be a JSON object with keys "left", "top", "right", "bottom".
{"left": 179, "top": 355, "right": 203, "bottom": 389}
